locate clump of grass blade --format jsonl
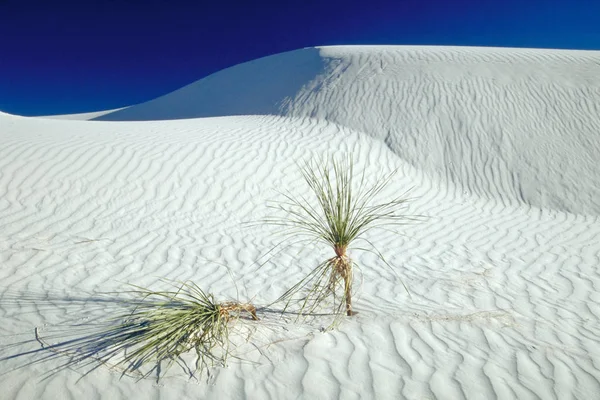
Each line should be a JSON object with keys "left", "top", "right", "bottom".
{"left": 10, "top": 281, "right": 258, "bottom": 381}
{"left": 265, "top": 155, "right": 416, "bottom": 323}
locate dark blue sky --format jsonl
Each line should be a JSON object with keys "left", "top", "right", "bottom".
{"left": 1, "top": 0, "right": 599, "bottom": 116}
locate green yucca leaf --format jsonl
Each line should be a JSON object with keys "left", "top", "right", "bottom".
{"left": 265, "top": 154, "right": 419, "bottom": 324}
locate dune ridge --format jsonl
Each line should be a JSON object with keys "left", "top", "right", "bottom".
{"left": 38, "top": 107, "right": 127, "bottom": 120}
{"left": 92, "top": 46, "right": 600, "bottom": 215}
{"left": 1, "top": 46, "right": 600, "bottom": 399}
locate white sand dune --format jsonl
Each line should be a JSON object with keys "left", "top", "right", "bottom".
{"left": 93, "top": 46, "right": 600, "bottom": 215}
{"left": 1, "top": 46, "right": 600, "bottom": 399}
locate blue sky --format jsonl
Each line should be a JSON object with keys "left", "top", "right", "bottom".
{"left": 1, "top": 0, "right": 599, "bottom": 116}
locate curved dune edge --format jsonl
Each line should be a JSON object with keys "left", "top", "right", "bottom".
{"left": 0, "top": 47, "right": 600, "bottom": 399}
{"left": 38, "top": 107, "right": 128, "bottom": 120}
{"left": 92, "top": 46, "right": 600, "bottom": 215}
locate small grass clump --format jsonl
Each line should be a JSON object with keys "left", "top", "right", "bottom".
{"left": 111, "top": 282, "right": 258, "bottom": 377}
{"left": 19, "top": 281, "right": 258, "bottom": 380}
{"left": 266, "top": 155, "right": 414, "bottom": 321}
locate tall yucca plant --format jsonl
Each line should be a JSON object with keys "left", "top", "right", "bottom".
{"left": 266, "top": 155, "right": 414, "bottom": 319}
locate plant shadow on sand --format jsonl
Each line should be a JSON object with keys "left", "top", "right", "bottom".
{"left": 0, "top": 283, "right": 267, "bottom": 383}
{"left": 0, "top": 284, "right": 361, "bottom": 384}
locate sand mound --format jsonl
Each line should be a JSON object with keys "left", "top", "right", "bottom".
{"left": 93, "top": 46, "right": 600, "bottom": 215}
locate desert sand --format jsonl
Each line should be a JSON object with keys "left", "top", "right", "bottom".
{"left": 1, "top": 46, "right": 600, "bottom": 399}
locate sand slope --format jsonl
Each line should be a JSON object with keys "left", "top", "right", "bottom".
{"left": 1, "top": 46, "right": 600, "bottom": 399}
{"left": 95, "top": 46, "right": 600, "bottom": 215}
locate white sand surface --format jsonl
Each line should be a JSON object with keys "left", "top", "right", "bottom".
{"left": 1, "top": 46, "right": 600, "bottom": 399}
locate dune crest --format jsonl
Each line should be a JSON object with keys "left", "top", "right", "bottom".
{"left": 93, "top": 46, "right": 600, "bottom": 214}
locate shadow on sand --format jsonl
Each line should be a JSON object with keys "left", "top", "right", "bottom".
{"left": 0, "top": 290, "right": 274, "bottom": 383}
